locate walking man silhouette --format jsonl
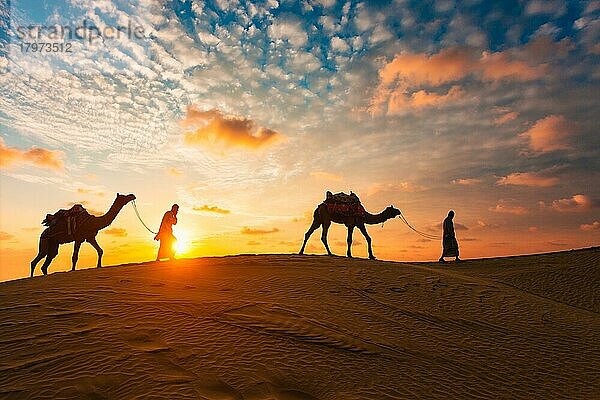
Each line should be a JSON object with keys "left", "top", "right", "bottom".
{"left": 155, "top": 204, "right": 178, "bottom": 261}
{"left": 439, "top": 210, "right": 460, "bottom": 263}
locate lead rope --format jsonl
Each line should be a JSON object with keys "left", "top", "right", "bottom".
{"left": 132, "top": 200, "right": 158, "bottom": 235}
{"left": 397, "top": 211, "right": 443, "bottom": 240}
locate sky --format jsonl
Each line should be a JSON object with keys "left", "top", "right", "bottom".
{"left": 0, "top": 0, "right": 599, "bottom": 281}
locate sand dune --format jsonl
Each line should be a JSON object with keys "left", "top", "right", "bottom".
{"left": 0, "top": 248, "right": 599, "bottom": 399}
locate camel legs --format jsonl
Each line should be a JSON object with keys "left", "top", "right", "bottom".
{"left": 321, "top": 221, "right": 333, "bottom": 256}
{"left": 346, "top": 225, "right": 355, "bottom": 258}
{"left": 71, "top": 241, "right": 82, "bottom": 271}
{"left": 88, "top": 237, "right": 104, "bottom": 268}
{"left": 299, "top": 219, "right": 321, "bottom": 255}
{"left": 30, "top": 251, "right": 46, "bottom": 277}
{"left": 31, "top": 237, "right": 50, "bottom": 277}
{"left": 358, "top": 224, "right": 375, "bottom": 260}
{"left": 40, "top": 241, "right": 59, "bottom": 275}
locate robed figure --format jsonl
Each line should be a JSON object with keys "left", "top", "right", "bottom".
{"left": 439, "top": 210, "right": 460, "bottom": 263}
{"left": 155, "top": 204, "right": 179, "bottom": 261}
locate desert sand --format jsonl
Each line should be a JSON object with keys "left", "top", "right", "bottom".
{"left": 0, "top": 248, "right": 599, "bottom": 399}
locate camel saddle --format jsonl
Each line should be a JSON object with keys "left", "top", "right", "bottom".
{"left": 323, "top": 191, "right": 366, "bottom": 217}
{"left": 42, "top": 204, "right": 93, "bottom": 238}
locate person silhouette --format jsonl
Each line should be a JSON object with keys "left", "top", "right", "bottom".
{"left": 439, "top": 210, "right": 460, "bottom": 263}
{"left": 155, "top": 204, "right": 178, "bottom": 261}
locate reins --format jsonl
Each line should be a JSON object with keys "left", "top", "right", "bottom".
{"left": 132, "top": 200, "right": 158, "bottom": 235}
{"left": 397, "top": 211, "right": 442, "bottom": 240}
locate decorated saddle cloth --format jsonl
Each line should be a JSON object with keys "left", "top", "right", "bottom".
{"left": 323, "top": 191, "right": 366, "bottom": 217}
{"left": 42, "top": 204, "right": 93, "bottom": 238}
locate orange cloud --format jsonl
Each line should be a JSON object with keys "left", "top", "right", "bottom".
{"left": 378, "top": 48, "right": 475, "bottom": 87}
{"left": 0, "top": 137, "right": 64, "bottom": 170}
{"left": 182, "top": 106, "right": 282, "bottom": 150}
{"left": 241, "top": 227, "right": 280, "bottom": 235}
{"left": 493, "top": 111, "right": 519, "bottom": 125}
{"left": 0, "top": 231, "right": 15, "bottom": 241}
{"left": 77, "top": 188, "right": 105, "bottom": 196}
{"left": 520, "top": 115, "right": 574, "bottom": 152}
{"left": 310, "top": 171, "right": 343, "bottom": 181}
{"left": 543, "top": 194, "right": 595, "bottom": 213}
{"left": 193, "top": 205, "right": 231, "bottom": 214}
{"left": 371, "top": 47, "right": 545, "bottom": 114}
{"left": 452, "top": 178, "right": 481, "bottom": 185}
{"left": 479, "top": 51, "right": 545, "bottom": 81}
{"left": 490, "top": 200, "right": 528, "bottom": 215}
{"left": 497, "top": 172, "right": 559, "bottom": 187}
{"left": 580, "top": 221, "right": 600, "bottom": 231}
{"left": 407, "top": 86, "right": 464, "bottom": 109}
{"left": 367, "top": 181, "right": 425, "bottom": 196}
{"left": 103, "top": 228, "right": 127, "bottom": 237}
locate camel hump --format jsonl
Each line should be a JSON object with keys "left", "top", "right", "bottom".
{"left": 323, "top": 191, "right": 365, "bottom": 217}
{"left": 42, "top": 204, "right": 88, "bottom": 226}
{"left": 324, "top": 191, "right": 361, "bottom": 205}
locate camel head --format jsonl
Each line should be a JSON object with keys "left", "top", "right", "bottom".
{"left": 115, "top": 193, "right": 136, "bottom": 206}
{"left": 385, "top": 205, "right": 402, "bottom": 219}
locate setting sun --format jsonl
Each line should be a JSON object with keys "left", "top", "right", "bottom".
{"left": 173, "top": 229, "right": 191, "bottom": 256}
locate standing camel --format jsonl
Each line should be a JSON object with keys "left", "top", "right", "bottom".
{"left": 30, "top": 193, "right": 136, "bottom": 277}
{"left": 299, "top": 203, "right": 401, "bottom": 259}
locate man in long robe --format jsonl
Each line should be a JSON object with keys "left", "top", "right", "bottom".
{"left": 155, "top": 204, "right": 178, "bottom": 261}
{"left": 439, "top": 210, "right": 460, "bottom": 263}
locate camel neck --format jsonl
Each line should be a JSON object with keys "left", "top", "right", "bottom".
{"left": 95, "top": 200, "right": 123, "bottom": 230}
{"left": 365, "top": 210, "right": 390, "bottom": 225}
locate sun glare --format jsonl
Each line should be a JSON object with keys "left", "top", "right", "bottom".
{"left": 173, "top": 229, "right": 191, "bottom": 256}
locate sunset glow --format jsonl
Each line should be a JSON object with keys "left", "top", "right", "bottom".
{"left": 0, "top": 0, "right": 599, "bottom": 281}
{"left": 173, "top": 229, "right": 191, "bottom": 257}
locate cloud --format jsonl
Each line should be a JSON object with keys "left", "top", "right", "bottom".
{"left": 312, "top": 0, "right": 336, "bottom": 8}
{"left": 181, "top": 106, "right": 283, "bottom": 150}
{"left": 77, "top": 188, "right": 105, "bottom": 196}
{"left": 310, "top": 171, "right": 343, "bottom": 181}
{"left": 103, "top": 228, "right": 127, "bottom": 237}
{"left": 0, "top": 231, "right": 15, "bottom": 241}
{"left": 330, "top": 36, "right": 349, "bottom": 52}
{"left": 547, "top": 241, "right": 568, "bottom": 246}
{"left": 475, "top": 220, "right": 501, "bottom": 230}
{"left": 542, "top": 194, "right": 596, "bottom": 213}
{"left": 404, "top": 86, "right": 464, "bottom": 110}
{"left": 193, "top": 205, "right": 231, "bottom": 214}
{"left": 580, "top": 221, "right": 600, "bottom": 231}
{"left": 520, "top": 115, "right": 574, "bottom": 153}
{"left": 452, "top": 178, "right": 482, "bottom": 186}
{"left": 490, "top": 199, "right": 529, "bottom": 215}
{"left": 367, "top": 182, "right": 425, "bottom": 196}
{"left": 370, "top": 47, "right": 545, "bottom": 114}
{"left": 497, "top": 172, "right": 560, "bottom": 187}
{"left": 431, "top": 222, "right": 469, "bottom": 231}
{"left": 167, "top": 167, "right": 184, "bottom": 177}
{"left": 241, "top": 227, "right": 280, "bottom": 235}
{"left": 478, "top": 51, "right": 546, "bottom": 81}
{"left": 525, "top": 0, "right": 566, "bottom": 16}
{"left": 268, "top": 16, "right": 308, "bottom": 47}
{"left": 0, "top": 137, "right": 64, "bottom": 171}
{"left": 493, "top": 111, "right": 519, "bottom": 125}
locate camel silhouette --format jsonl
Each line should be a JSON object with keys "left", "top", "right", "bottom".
{"left": 30, "top": 193, "right": 136, "bottom": 277}
{"left": 299, "top": 203, "right": 401, "bottom": 259}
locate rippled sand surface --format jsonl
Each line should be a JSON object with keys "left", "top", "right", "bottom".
{"left": 1, "top": 248, "right": 598, "bottom": 399}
